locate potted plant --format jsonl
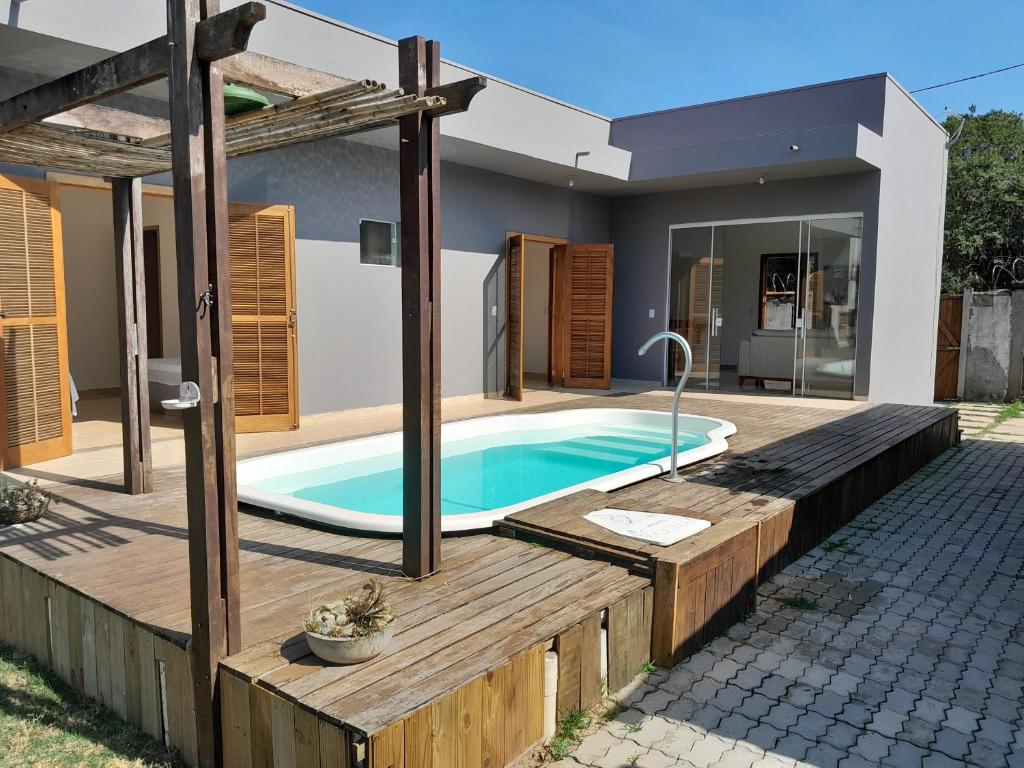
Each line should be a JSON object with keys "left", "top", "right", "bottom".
{"left": 303, "top": 580, "right": 397, "bottom": 664}
{"left": 0, "top": 479, "right": 58, "bottom": 526}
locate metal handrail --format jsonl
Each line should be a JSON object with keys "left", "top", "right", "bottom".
{"left": 638, "top": 331, "right": 692, "bottom": 481}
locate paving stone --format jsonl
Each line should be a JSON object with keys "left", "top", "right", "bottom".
{"left": 567, "top": 435, "right": 1024, "bottom": 768}
{"left": 851, "top": 731, "right": 895, "bottom": 762}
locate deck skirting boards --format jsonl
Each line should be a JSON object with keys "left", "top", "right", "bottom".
{"left": 0, "top": 556, "right": 196, "bottom": 762}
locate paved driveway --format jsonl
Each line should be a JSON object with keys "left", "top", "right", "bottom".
{"left": 562, "top": 422, "right": 1024, "bottom": 767}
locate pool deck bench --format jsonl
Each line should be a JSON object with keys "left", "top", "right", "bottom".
{"left": 0, "top": 393, "right": 958, "bottom": 768}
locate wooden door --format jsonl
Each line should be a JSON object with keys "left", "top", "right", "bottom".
{"left": 505, "top": 233, "right": 525, "bottom": 400}
{"left": 228, "top": 203, "right": 299, "bottom": 432}
{"left": 934, "top": 294, "right": 962, "bottom": 401}
{"left": 551, "top": 243, "right": 614, "bottom": 389}
{"left": 0, "top": 175, "right": 71, "bottom": 468}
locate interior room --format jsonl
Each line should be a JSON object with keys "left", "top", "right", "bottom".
{"left": 521, "top": 239, "right": 552, "bottom": 385}
{"left": 668, "top": 216, "right": 863, "bottom": 400}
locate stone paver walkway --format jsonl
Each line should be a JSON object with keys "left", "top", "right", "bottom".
{"left": 561, "top": 430, "right": 1024, "bottom": 767}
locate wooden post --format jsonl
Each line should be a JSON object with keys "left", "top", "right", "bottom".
{"left": 166, "top": 1, "right": 228, "bottom": 763}
{"left": 399, "top": 36, "right": 442, "bottom": 578}
{"left": 111, "top": 177, "right": 153, "bottom": 494}
{"left": 200, "top": 0, "right": 241, "bottom": 656}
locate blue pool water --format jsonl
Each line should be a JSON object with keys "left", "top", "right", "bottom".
{"left": 251, "top": 430, "right": 708, "bottom": 516}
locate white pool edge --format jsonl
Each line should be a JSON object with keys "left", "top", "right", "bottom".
{"left": 237, "top": 409, "right": 737, "bottom": 534}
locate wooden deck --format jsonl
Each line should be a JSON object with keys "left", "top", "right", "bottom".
{"left": 0, "top": 392, "right": 958, "bottom": 768}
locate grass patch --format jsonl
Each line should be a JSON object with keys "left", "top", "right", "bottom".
{"left": 976, "top": 398, "right": 1024, "bottom": 436}
{"left": 547, "top": 708, "right": 591, "bottom": 761}
{"left": 528, "top": 541, "right": 545, "bottom": 549}
{"left": 602, "top": 701, "right": 627, "bottom": 721}
{"left": 774, "top": 595, "right": 818, "bottom": 611}
{"left": 0, "top": 641, "right": 183, "bottom": 768}
{"left": 639, "top": 660, "right": 657, "bottom": 676}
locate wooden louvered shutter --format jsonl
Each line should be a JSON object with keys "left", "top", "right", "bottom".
{"left": 553, "top": 243, "right": 614, "bottom": 389}
{"left": 228, "top": 203, "right": 298, "bottom": 432}
{"left": 505, "top": 233, "right": 525, "bottom": 400}
{"left": 0, "top": 176, "right": 71, "bottom": 468}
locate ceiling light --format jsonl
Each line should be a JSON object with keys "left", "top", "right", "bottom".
{"left": 790, "top": 144, "right": 800, "bottom": 151}
{"left": 568, "top": 176, "right": 576, "bottom": 188}
{"left": 758, "top": 174, "right": 766, "bottom": 185}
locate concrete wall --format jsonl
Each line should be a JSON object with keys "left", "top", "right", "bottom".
{"left": 609, "top": 173, "right": 879, "bottom": 395}
{"left": 963, "top": 290, "right": 1017, "bottom": 402}
{"left": 224, "top": 138, "right": 609, "bottom": 414}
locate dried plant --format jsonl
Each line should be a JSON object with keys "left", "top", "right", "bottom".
{"left": 0, "top": 479, "right": 59, "bottom": 525}
{"left": 304, "top": 580, "right": 396, "bottom": 639}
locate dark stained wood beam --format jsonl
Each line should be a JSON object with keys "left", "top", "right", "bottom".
{"left": 217, "top": 51, "right": 354, "bottom": 97}
{"left": 195, "top": 1, "right": 265, "bottom": 63}
{"left": 424, "top": 75, "right": 487, "bottom": 117}
{"left": 166, "top": 1, "right": 228, "bottom": 764}
{"left": 111, "top": 177, "right": 153, "bottom": 496}
{"left": 0, "top": 3, "right": 266, "bottom": 134}
{"left": 399, "top": 36, "right": 442, "bottom": 578}
{"left": 201, "top": 0, "right": 242, "bottom": 658}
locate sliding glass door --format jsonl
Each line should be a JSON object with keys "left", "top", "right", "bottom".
{"left": 667, "top": 215, "right": 862, "bottom": 399}
{"left": 794, "top": 217, "right": 862, "bottom": 398}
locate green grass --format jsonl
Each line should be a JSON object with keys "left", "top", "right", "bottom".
{"left": 977, "top": 398, "right": 1024, "bottom": 436}
{"left": 773, "top": 595, "right": 818, "bottom": 611}
{"left": 602, "top": 701, "right": 627, "bottom": 721}
{"left": 0, "top": 642, "right": 183, "bottom": 768}
{"left": 547, "top": 708, "right": 591, "bottom": 761}
{"left": 639, "top": 660, "right": 657, "bottom": 676}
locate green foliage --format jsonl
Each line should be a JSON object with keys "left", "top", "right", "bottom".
{"left": 942, "top": 108, "right": 1024, "bottom": 292}
{"left": 639, "top": 660, "right": 657, "bottom": 676}
{"left": 977, "top": 398, "right": 1024, "bottom": 436}
{"left": 304, "top": 580, "right": 396, "bottom": 639}
{"left": 547, "top": 708, "right": 591, "bottom": 761}
{"left": 0, "top": 641, "right": 183, "bottom": 767}
{"left": 774, "top": 595, "right": 818, "bottom": 611}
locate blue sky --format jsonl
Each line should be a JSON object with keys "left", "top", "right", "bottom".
{"left": 298, "top": 0, "right": 1024, "bottom": 121}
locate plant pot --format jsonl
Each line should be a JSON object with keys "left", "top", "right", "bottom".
{"left": 305, "top": 623, "right": 396, "bottom": 665}
{"left": 0, "top": 502, "right": 47, "bottom": 526}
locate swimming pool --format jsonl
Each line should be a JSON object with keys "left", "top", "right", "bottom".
{"left": 237, "top": 408, "right": 736, "bottom": 533}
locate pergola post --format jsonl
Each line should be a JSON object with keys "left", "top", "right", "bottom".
{"left": 399, "top": 36, "right": 443, "bottom": 578}
{"left": 200, "top": 0, "right": 242, "bottom": 656}
{"left": 166, "top": 0, "right": 236, "bottom": 763}
{"left": 111, "top": 177, "right": 153, "bottom": 494}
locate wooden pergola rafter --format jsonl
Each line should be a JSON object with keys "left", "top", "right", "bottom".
{"left": 0, "top": 2, "right": 484, "bottom": 764}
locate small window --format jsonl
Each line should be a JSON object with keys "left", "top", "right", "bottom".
{"left": 359, "top": 219, "right": 399, "bottom": 267}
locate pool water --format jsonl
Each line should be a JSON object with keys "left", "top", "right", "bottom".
{"left": 250, "top": 429, "right": 708, "bottom": 517}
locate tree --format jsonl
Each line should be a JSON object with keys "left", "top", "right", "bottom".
{"left": 942, "top": 107, "right": 1024, "bottom": 292}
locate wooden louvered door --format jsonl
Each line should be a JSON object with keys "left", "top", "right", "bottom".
{"left": 228, "top": 203, "right": 298, "bottom": 432}
{"left": 552, "top": 243, "right": 614, "bottom": 389}
{"left": 505, "top": 233, "right": 525, "bottom": 400}
{"left": 0, "top": 175, "right": 71, "bottom": 468}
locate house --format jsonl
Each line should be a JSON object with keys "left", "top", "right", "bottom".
{"left": 0, "top": 0, "right": 946, "bottom": 472}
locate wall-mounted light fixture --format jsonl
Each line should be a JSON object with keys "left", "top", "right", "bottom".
{"left": 758, "top": 174, "right": 766, "bottom": 185}
{"left": 789, "top": 144, "right": 800, "bottom": 152}
{"left": 568, "top": 176, "right": 577, "bottom": 188}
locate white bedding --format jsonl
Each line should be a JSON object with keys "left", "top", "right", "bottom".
{"left": 147, "top": 357, "right": 182, "bottom": 387}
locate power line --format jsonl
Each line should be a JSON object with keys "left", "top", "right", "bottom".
{"left": 910, "top": 62, "right": 1024, "bottom": 93}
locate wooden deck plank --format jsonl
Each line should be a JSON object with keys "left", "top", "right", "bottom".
{"left": 0, "top": 393, "right": 957, "bottom": 748}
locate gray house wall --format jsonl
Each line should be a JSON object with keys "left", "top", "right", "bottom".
{"left": 865, "top": 80, "right": 948, "bottom": 405}
{"left": 225, "top": 139, "right": 609, "bottom": 415}
{"left": 608, "top": 173, "right": 880, "bottom": 397}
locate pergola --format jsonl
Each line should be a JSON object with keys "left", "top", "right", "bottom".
{"left": 0, "top": 2, "right": 483, "bottom": 763}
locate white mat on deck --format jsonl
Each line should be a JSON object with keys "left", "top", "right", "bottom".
{"left": 583, "top": 508, "right": 711, "bottom": 547}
